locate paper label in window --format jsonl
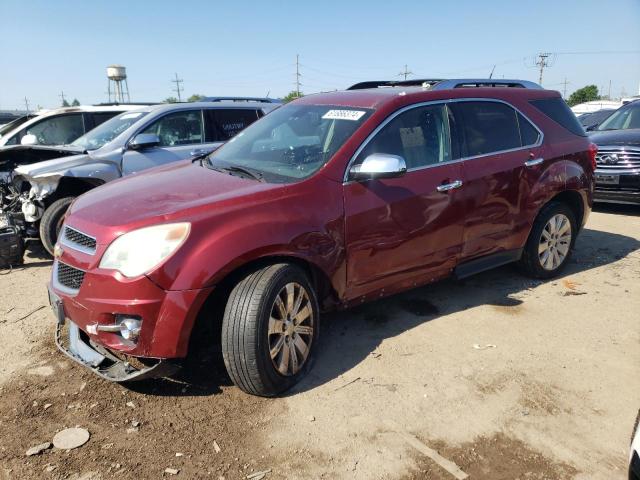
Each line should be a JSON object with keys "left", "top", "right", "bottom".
{"left": 120, "top": 112, "right": 144, "bottom": 120}
{"left": 322, "top": 110, "right": 366, "bottom": 121}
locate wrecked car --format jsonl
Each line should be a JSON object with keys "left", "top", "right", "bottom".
{"left": 49, "top": 79, "right": 595, "bottom": 396}
{"left": 0, "top": 101, "right": 278, "bottom": 259}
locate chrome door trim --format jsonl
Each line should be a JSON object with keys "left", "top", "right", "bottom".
{"left": 342, "top": 98, "right": 544, "bottom": 183}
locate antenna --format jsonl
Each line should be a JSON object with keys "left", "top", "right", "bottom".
{"left": 489, "top": 65, "right": 496, "bottom": 79}
{"left": 171, "top": 73, "right": 184, "bottom": 102}
{"left": 398, "top": 64, "right": 413, "bottom": 81}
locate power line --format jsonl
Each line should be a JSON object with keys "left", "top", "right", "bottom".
{"left": 171, "top": 72, "right": 184, "bottom": 101}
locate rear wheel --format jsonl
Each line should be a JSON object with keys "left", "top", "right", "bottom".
{"left": 519, "top": 202, "right": 577, "bottom": 278}
{"left": 221, "top": 263, "right": 318, "bottom": 397}
{"left": 39, "top": 196, "right": 75, "bottom": 256}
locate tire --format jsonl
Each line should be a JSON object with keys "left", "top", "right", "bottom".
{"left": 39, "top": 196, "right": 75, "bottom": 256}
{"left": 221, "top": 263, "right": 319, "bottom": 397}
{"left": 519, "top": 201, "right": 577, "bottom": 279}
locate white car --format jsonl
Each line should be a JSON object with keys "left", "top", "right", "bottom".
{"left": 0, "top": 104, "right": 150, "bottom": 149}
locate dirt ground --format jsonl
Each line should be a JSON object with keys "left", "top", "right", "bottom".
{"left": 1, "top": 204, "right": 639, "bottom": 480}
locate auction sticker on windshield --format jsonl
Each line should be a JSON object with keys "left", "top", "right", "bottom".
{"left": 322, "top": 110, "right": 367, "bottom": 121}
{"left": 120, "top": 112, "right": 145, "bottom": 120}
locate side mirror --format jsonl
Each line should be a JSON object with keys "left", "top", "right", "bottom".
{"left": 129, "top": 133, "right": 160, "bottom": 150}
{"left": 349, "top": 153, "right": 407, "bottom": 180}
{"left": 21, "top": 134, "right": 38, "bottom": 146}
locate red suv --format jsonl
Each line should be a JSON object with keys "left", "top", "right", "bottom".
{"left": 49, "top": 79, "right": 596, "bottom": 396}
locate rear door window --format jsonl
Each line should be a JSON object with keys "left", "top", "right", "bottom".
{"left": 517, "top": 112, "right": 541, "bottom": 146}
{"left": 450, "top": 101, "right": 521, "bottom": 157}
{"left": 529, "top": 97, "right": 586, "bottom": 136}
{"left": 204, "top": 109, "right": 260, "bottom": 142}
{"left": 140, "top": 110, "right": 203, "bottom": 147}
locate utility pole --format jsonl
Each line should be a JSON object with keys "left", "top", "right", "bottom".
{"left": 59, "top": 91, "right": 67, "bottom": 106}
{"left": 295, "top": 54, "right": 301, "bottom": 98}
{"left": 398, "top": 64, "right": 413, "bottom": 81}
{"left": 535, "top": 53, "right": 551, "bottom": 86}
{"left": 608, "top": 80, "right": 612, "bottom": 100}
{"left": 171, "top": 73, "right": 184, "bottom": 102}
{"left": 24, "top": 97, "right": 30, "bottom": 113}
{"left": 561, "top": 77, "right": 570, "bottom": 99}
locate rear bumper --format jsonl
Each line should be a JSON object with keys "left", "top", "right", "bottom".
{"left": 594, "top": 188, "right": 640, "bottom": 205}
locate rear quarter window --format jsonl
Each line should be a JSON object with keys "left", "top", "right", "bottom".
{"left": 529, "top": 97, "right": 586, "bottom": 137}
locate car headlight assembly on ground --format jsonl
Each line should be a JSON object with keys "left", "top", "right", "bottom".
{"left": 100, "top": 223, "right": 190, "bottom": 278}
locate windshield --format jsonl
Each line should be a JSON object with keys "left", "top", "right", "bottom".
{"left": 206, "top": 104, "right": 372, "bottom": 182}
{"left": 0, "top": 115, "right": 34, "bottom": 138}
{"left": 71, "top": 111, "right": 148, "bottom": 150}
{"left": 596, "top": 101, "right": 640, "bottom": 131}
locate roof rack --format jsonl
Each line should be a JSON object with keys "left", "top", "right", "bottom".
{"left": 347, "top": 78, "right": 543, "bottom": 91}
{"left": 201, "top": 96, "right": 282, "bottom": 104}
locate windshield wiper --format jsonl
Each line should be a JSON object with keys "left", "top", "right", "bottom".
{"left": 211, "top": 165, "right": 264, "bottom": 182}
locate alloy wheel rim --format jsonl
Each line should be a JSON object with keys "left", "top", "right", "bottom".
{"left": 538, "top": 214, "right": 572, "bottom": 271}
{"left": 268, "top": 282, "right": 314, "bottom": 376}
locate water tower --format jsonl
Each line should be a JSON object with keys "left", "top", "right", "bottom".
{"left": 107, "top": 65, "right": 130, "bottom": 103}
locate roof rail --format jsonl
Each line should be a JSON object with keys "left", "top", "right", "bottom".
{"left": 347, "top": 79, "right": 444, "bottom": 90}
{"left": 347, "top": 78, "right": 543, "bottom": 91}
{"left": 202, "top": 96, "right": 282, "bottom": 104}
{"left": 93, "top": 102, "right": 159, "bottom": 106}
{"left": 432, "top": 79, "right": 543, "bottom": 90}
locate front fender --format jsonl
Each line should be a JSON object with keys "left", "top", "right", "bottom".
{"left": 146, "top": 176, "right": 347, "bottom": 297}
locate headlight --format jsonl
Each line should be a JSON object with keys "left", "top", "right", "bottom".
{"left": 99, "top": 223, "right": 190, "bottom": 278}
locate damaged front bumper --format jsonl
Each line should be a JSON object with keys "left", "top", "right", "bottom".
{"left": 50, "top": 289, "right": 180, "bottom": 382}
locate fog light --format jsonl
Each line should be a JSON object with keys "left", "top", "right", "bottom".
{"left": 119, "top": 317, "right": 142, "bottom": 341}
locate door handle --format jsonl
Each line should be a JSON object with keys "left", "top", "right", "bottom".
{"left": 190, "top": 148, "right": 208, "bottom": 156}
{"left": 524, "top": 157, "right": 544, "bottom": 167}
{"left": 436, "top": 180, "right": 463, "bottom": 192}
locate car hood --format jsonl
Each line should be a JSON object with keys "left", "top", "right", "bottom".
{"left": 13, "top": 152, "right": 96, "bottom": 178}
{"left": 67, "top": 160, "right": 284, "bottom": 237}
{"left": 588, "top": 129, "right": 640, "bottom": 147}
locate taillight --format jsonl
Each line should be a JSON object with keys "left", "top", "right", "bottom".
{"left": 588, "top": 143, "right": 598, "bottom": 171}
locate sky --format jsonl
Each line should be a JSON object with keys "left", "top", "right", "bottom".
{"left": 1, "top": 0, "right": 639, "bottom": 110}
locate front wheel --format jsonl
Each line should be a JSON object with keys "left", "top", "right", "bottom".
{"left": 221, "top": 263, "right": 319, "bottom": 397}
{"left": 39, "top": 196, "right": 75, "bottom": 256}
{"left": 519, "top": 202, "right": 577, "bottom": 279}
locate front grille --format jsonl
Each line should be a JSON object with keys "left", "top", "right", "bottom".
{"left": 595, "top": 146, "right": 640, "bottom": 174}
{"left": 62, "top": 226, "right": 97, "bottom": 254}
{"left": 57, "top": 261, "right": 85, "bottom": 291}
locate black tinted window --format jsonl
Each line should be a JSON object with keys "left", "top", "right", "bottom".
{"left": 518, "top": 113, "right": 540, "bottom": 146}
{"left": 205, "top": 109, "right": 260, "bottom": 142}
{"left": 355, "top": 104, "right": 451, "bottom": 169}
{"left": 452, "top": 102, "right": 521, "bottom": 157}
{"left": 530, "top": 97, "right": 586, "bottom": 136}
{"left": 91, "top": 112, "right": 120, "bottom": 128}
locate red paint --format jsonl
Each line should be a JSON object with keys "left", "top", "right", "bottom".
{"left": 50, "top": 86, "right": 593, "bottom": 359}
